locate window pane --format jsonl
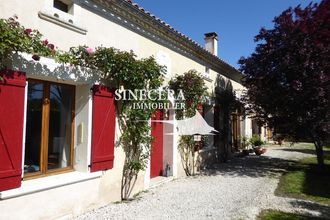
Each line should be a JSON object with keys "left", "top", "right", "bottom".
{"left": 24, "top": 82, "right": 43, "bottom": 174}
{"left": 48, "top": 84, "right": 74, "bottom": 170}
{"left": 53, "top": 0, "right": 69, "bottom": 13}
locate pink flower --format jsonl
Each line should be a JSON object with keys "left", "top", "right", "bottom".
{"left": 24, "top": 28, "right": 32, "bottom": 35}
{"left": 43, "top": 39, "right": 49, "bottom": 45}
{"left": 47, "top": 44, "right": 55, "bottom": 50}
{"left": 86, "top": 47, "right": 94, "bottom": 55}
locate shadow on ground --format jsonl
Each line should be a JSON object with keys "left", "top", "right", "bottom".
{"left": 201, "top": 154, "right": 297, "bottom": 178}
{"left": 289, "top": 200, "right": 330, "bottom": 219}
{"left": 272, "top": 146, "right": 330, "bottom": 157}
{"left": 278, "top": 148, "right": 316, "bottom": 155}
{"left": 304, "top": 169, "right": 330, "bottom": 199}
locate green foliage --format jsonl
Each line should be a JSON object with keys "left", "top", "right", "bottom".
{"left": 0, "top": 16, "right": 164, "bottom": 200}
{"left": 169, "top": 70, "right": 207, "bottom": 176}
{"left": 58, "top": 46, "right": 164, "bottom": 91}
{"left": 59, "top": 45, "right": 164, "bottom": 200}
{"left": 257, "top": 210, "right": 321, "bottom": 220}
{"left": 276, "top": 149, "right": 330, "bottom": 205}
{"left": 249, "top": 134, "right": 265, "bottom": 147}
{"left": 240, "top": 136, "right": 249, "bottom": 149}
{"left": 0, "top": 16, "right": 55, "bottom": 68}
{"left": 239, "top": 2, "right": 330, "bottom": 166}
{"left": 169, "top": 69, "right": 207, "bottom": 119}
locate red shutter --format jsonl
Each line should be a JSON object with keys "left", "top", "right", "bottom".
{"left": 0, "top": 70, "right": 26, "bottom": 191}
{"left": 197, "top": 103, "right": 203, "bottom": 116}
{"left": 150, "top": 110, "right": 164, "bottom": 178}
{"left": 91, "top": 85, "right": 116, "bottom": 172}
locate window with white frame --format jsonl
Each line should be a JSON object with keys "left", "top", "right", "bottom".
{"left": 38, "top": 0, "right": 87, "bottom": 34}
{"left": 204, "top": 67, "right": 210, "bottom": 79}
{"left": 156, "top": 51, "right": 171, "bottom": 77}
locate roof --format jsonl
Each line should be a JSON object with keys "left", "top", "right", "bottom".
{"left": 87, "top": 0, "right": 243, "bottom": 82}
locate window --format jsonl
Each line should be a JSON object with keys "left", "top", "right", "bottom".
{"left": 156, "top": 51, "right": 171, "bottom": 77}
{"left": 39, "top": 0, "right": 87, "bottom": 34}
{"left": 53, "top": 0, "right": 73, "bottom": 14}
{"left": 204, "top": 67, "right": 210, "bottom": 78}
{"left": 24, "top": 80, "right": 75, "bottom": 178}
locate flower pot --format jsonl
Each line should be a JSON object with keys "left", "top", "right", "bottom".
{"left": 254, "top": 147, "right": 266, "bottom": 156}
{"left": 278, "top": 139, "right": 283, "bottom": 146}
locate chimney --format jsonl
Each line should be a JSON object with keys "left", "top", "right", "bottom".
{"left": 204, "top": 32, "right": 218, "bottom": 56}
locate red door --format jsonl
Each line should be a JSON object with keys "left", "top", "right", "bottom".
{"left": 150, "top": 110, "right": 163, "bottom": 178}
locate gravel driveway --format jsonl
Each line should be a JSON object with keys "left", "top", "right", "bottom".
{"left": 76, "top": 145, "right": 330, "bottom": 220}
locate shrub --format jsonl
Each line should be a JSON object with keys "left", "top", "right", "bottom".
{"left": 249, "top": 134, "right": 265, "bottom": 147}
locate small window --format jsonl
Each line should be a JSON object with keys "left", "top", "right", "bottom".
{"left": 53, "top": 0, "right": 73, "bottom": 14}
{"left": 205, "top": 67, "right": 210, "bottom": 78}
{"left": 156, "top": 51, "right": 171, "bottom": 77}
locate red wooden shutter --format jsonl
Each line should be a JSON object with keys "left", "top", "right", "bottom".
{"left": 197, "top": 103, "right": 203, "bottom": 115}
{"left": 0, "top": 70, "right": 26, "bottom": 191}
{"left": 150, "top": 110, "right": 164, "bottom": 178}
{"left": 90, "top": 85, "right": 116, "bottom": 172}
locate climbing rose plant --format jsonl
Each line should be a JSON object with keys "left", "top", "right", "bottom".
{"left": 168, "top": 70, "right": 207, "bottom": 176}
{"left": 58, "top": 46, "right": 165, "bottom": 200}
{"left": 0, "top": 16, "right": 165, "bottom": 200}
{"left": 0, "top": 16, "right": 56, "bottom": 68}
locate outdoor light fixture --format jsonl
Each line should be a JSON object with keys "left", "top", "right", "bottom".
{"left": 194, "top": 134, "right": 202, "bottom": 142}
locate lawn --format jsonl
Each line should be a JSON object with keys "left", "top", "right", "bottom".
{"left": 257, "top": 210, "right": 322, "bottom": 220}
{"left": 275, "top": 144, "right": 330, "bottom": 205}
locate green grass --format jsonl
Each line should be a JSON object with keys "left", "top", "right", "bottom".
{"left": 276, "top": 146, "right": 330, "bottom": 205}
{"left": 300, "top": 155, "right": 330, "bottom": 165}
{"left": 257, "top": 210, "right": 322, "bottom": 220}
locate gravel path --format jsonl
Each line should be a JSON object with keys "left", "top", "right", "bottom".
{"left": 76, "top": 145, "right": 330, "bottom": 220}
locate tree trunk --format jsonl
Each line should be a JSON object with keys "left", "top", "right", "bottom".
{"left": 314, "top": 138, "right": 325, "bottom": 170}
{"left": 309, "top": 128, "right": 325, "bottom": 170}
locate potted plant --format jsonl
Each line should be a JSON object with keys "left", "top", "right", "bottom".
{"left": 274, "top": 134, "right": 285, "bottom": 146}
{"left": 249, "top": 135, "right": 266, "bottom": 156}
{"left": 240, "top": 136, "right": 250, "bottom": 156}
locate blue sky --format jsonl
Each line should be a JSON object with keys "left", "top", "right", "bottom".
{"left": 134, "top": 0, "right": 320, "bottom": 68}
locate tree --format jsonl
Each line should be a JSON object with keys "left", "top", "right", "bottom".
{"left": 239, "top": 0, "right": 330, "bottom": 168}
